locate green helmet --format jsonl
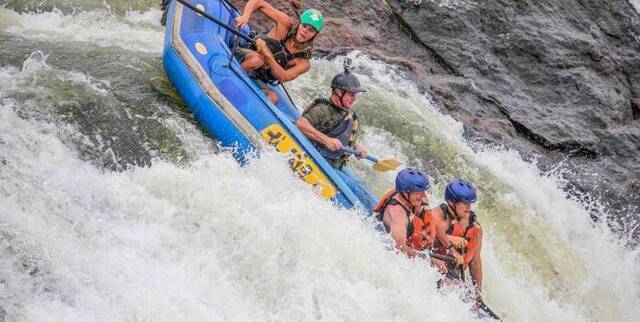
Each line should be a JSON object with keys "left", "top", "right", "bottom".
{"left": 300, "top": 9, "right": 324, "bottom": 32}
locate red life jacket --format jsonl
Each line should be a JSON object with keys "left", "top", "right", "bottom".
{"left": 435, "top": 203, "right": 480, "bottom": 267}
{"left": 374, "top": 189, "right": 437, "bottom": 251}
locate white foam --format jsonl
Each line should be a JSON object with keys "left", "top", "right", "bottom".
{"left": 0, "top": 7, "right": 164, "bottom": 53}
{"left": 630, "top": 0, "right": 640, "bottom": 15}
{"left": 0, "top": 51, "right": 110, "bottom": 103}
{"left": 0, "top": 100, "right": 479, "bottom": 321}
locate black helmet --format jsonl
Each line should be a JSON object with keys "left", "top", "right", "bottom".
{"left": 330, "top": 59, "right": 366, "bottom": 93}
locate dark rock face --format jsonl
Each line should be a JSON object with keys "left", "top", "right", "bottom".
{"left": 229, "top": 0, "right": 640, "bottom": 243}
{"left": 387, "top": 0, "right": 640, "bottom": 152}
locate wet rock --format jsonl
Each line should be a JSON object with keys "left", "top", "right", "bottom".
{"left": 632, "top": 99, "right": 640, "bottom": 120}
{"left": 432, "top": 84, "right": 456, "bottom": 110}
{"left": 587, "top": 47, "right": 604, "bottom": 62}
{"left": 597, "top": 56, "right": 617, "bottom": 75}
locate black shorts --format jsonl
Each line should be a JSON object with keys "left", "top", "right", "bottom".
{"left": 233, "top": 47, "right": 269, "bottom": 90}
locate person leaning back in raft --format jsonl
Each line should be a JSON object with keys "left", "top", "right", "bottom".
{"left": 295, "top": 60, "right": 377, "bottom": 210}
{"left": 430, "top": 180, "right": 486, "bottom": 307}
{"left": 375, "top": 168, "right": 467, "bottom": 262}
{"left": 233, "top": 0, "right": 324, "bottom": 104}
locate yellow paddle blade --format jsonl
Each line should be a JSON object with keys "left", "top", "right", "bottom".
{"left": 373, "top": 159, "right": 401, "bottom": 172}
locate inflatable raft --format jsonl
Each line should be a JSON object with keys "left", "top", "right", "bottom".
{"left": 162, "top": 0, "right": 376, "bottom": 211}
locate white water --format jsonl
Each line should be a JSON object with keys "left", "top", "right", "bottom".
{"left": 0, "top": 92, "right": 473, "bottom": 321}
{"left": 0, "top": 7, "right": 163, "bottom": 53}
{"left": 1, "top": 5, "right": 639, "bottom": 322}
{"left": 631, "top": 1, "right": 640, "bottom": 14}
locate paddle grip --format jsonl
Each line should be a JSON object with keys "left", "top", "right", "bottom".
{"left": 340, "top": 146, "right": 378, "bottom": 163}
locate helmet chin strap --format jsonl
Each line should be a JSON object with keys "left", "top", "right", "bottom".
{"left": 333, "top": 88, "right": 347, "bottom": 109}
{"left": 400, "top": 192, "right": 422, "bottom": 212}
{"left": 447, "top": 201, "right": 461, "bottom": 220}
{"left": 401, "top": 192, "right": 410, "bottom": 202}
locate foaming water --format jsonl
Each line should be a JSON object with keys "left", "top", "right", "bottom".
{"left": 0, "top": 47, "right": 199, "bottom": 169}
{"left": 0, "top": 101, "right": 479, "bottom": 321}
{"left": 631, "top": 1, "right": 640, "bottom": 15}
{"left": 0, "top": 7, "right": 163, "bottom": 53}
{"left": 1, "top": 0, "right": 157, "bottom": 13}
{"left": 0, "top": 51, "right": 110, "bottom": 97}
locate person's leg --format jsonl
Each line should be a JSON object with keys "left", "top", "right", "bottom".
{"left": 241, "top": 52, "right": 264, "bottom": 74}
{"left": 233, "top": 47, "right": 264, "bottom": 74}
{"left": 261, "top": 88, "right": 279, "bottom": 104}
{"left": 234, "top": 48, "right": 277, "bottom": 103}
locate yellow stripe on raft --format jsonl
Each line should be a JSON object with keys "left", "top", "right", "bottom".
{"left": 261, "top": 124, "right": 338, "bottom": 199}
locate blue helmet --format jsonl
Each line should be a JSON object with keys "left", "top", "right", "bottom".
{"left": 395, "top": 168, "right": 430, "bottom": 193}
{"left": 444, "top": 179, "right": 477, "bottom": 203}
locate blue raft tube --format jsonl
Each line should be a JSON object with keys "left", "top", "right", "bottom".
{"left": 162, "top": 0, "right": 378, "bottom": 212}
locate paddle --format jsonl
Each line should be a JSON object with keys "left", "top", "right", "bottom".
{"left": 340, "top": 147, "right": 401, "bottom": 172}
{"left": 175, "top": 0, "right": 255, "bottom": 44}
{"left": 428, "top": 252, "right": 456, "bottom": 262}
{"left": 477, "top": 299, "right": 502, "bottom": 321}
{"left": 429, "top": 251, "right": 502, "bottom": 321}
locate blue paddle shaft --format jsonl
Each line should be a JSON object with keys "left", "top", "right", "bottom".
{"left": 176, "top": 0, "right": 254, "bottom": 43}
{"left": 341, "top": 146, "right": 379, "bottom": 163}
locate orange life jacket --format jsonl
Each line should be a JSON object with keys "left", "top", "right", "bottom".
{"left": 438, "top": 203, "right": 480, "bottom": 268}
{"left": 374, "top": 189, "right": 437, "bottom": 251}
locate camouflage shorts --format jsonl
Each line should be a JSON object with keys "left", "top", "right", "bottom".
{"left": 233, "top": 47, "right": 268, "bottom": 90}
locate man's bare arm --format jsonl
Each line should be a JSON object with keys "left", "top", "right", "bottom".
{"left": 263, "top": 55, "right": 310, "bottom": 82}
{"left": 236, "top": 0, "right": 291, "bottom": 34}
{"left": 386, "top": 206, "right": 421, "bottom": 258}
